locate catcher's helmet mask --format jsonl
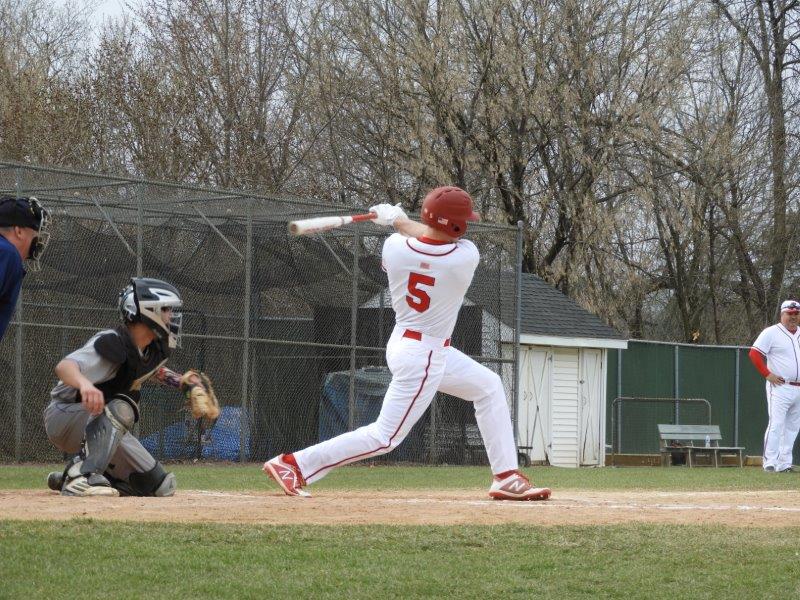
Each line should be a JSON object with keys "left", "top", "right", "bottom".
{"left": 119, "top": 278, "right": 183, "bottom": 350}
{"left": 0, "top": 196, "right": 51, "bottom": 271}
{"left": 421, "top": 186, "right": 480, "bottom": 238}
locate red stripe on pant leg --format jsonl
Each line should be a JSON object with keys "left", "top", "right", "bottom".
{"left": 307, "top": 350, "right": 434, "bottom": 479}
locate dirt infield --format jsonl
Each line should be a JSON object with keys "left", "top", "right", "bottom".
{"left": 3, "top": 489, "right": 800, "bottom": 526}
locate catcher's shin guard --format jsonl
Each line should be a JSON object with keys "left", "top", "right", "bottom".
{"left": 80, "top": 396, "right": 136, "bottom": 477}
{"left": 153, "top": 472, "right": 176, "bottom": 497}
{"left": 135, "top": 464, "right": 175, "bottom": 496}
{"left": 120, "top": 463, "right": 176, "bottom": 497}
{"left": 90, "top": 463, "right": 176, "bottom": 497}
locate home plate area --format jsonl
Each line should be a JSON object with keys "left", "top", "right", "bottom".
{"left": 2, "top": 489, "right": 800, "bottom": 527}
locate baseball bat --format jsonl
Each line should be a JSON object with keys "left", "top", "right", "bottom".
{"left": 288, "top": 213, "right": 377, "bottom": 236}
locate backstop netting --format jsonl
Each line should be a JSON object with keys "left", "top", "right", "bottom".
{"left": 0, "top": 162, "right": 521, "bottom": 465}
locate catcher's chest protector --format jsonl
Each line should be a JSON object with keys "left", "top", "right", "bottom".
{"left": 87, "top": 325, "right": 168, "bottom": 405}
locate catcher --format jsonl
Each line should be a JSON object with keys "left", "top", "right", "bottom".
{"left": 43, "top": 277, "right": 219, "bottom": 497}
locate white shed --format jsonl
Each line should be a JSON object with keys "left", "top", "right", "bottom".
{"left": 513, "top": 275, "right": 627, "bottom": 467}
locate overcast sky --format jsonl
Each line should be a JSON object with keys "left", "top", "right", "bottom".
{"left": 54, "top": 0, "right": 129, "bottom": 25}
{"left": 90, "top": 0, "right": 127, "bottom": 22}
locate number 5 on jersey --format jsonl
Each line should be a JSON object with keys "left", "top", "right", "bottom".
{"left": 406, "top": 272, "right": 436, "bottom": 312}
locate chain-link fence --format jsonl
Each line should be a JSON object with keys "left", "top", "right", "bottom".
{"left": 0, "top": 161, "right": 522, "bottom": 465}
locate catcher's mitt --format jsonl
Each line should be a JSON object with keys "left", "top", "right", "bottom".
{"left": 180, "top": 370, "right": 221, "bottom": 423}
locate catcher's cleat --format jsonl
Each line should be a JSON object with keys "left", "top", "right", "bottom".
{"left": 263, "top": 454, "right": 310, "bottom": 498}
{"left": 489, "top": 471, "right": 551, "bottom": 501}
{"left": 61, "top": 473, "right": 119, "bottom": 497}
{"left": 46, "top": 471, "right": 64, "bottom": 491}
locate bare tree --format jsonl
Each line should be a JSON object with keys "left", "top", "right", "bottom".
{"left": 711, "top": 0, "right": 800, "bottom": 321}
{"left": 82, "top": 0, "right": 328, "bottom": 189}
{"left": 0, "top": 0, "right": 93, "bottom": 163}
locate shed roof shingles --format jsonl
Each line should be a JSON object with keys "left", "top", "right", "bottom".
{"left": 468, "top": 271, "right": 622, "bottom": 340}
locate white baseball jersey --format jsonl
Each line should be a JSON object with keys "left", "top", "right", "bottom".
{"left": 382, "top": 233, "right": 480, "bottom": 339}
{"left": 752, "top": 324, "right": 800, "bottom": 382}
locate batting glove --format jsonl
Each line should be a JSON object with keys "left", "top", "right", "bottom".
{"left": 369, "top": 203, "right": 407, "bottom": 227}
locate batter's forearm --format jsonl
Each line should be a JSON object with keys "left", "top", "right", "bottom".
{"left": 393, "top": 217, "right": 428, "bottom": 238}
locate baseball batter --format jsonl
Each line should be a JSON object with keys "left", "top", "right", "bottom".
{"left": 44, "top": 277, "right": 216, "bottom": 496}
{"left": 264, "top": 186, "right": 551, "bottom": 500}
{"left": 749, "top": 299, "right": 800, "bottom": 473}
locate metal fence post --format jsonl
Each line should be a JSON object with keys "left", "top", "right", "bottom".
{"left": 617, "top": 348, "right": 623, "bottom": 454}
{"left": 513, "top": 221, "right": 523, "bottom": 443}
{"left": 240, "top": 200, "right": 253, "bottom": 461}
{"left": 674, "top": 345, "right": 680, "bottom": 423}
{"left": 378, "top": 287, "right": 385, "bottom": 352}
{"left": 14, "top": 168, "right": 23, "bottom": 461}
{"left": 14, "top": 289, "right": 22, "bottom": 462}
{"left": 136, "top": 184, "right": 144, "bottom": 277}
{"left": 348, "top": 228, "right": 360, "bottom": 431}
{"left": 734, "top": 348, "right": 740, "bottom": 446}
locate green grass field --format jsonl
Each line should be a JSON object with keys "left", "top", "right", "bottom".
{"left": 3, "top": 462, "right": 799, "bottom": 491}
{"left": 2, "top": 464, "right": 799, "bottom": 599}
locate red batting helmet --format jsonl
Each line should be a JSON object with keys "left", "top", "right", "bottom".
{"left": 420, "top": 186, "right": 480, "bottom": 238}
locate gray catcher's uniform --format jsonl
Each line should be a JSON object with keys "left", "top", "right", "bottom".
{"left": 44, "top": 325, "right": 173, "bottom": 495}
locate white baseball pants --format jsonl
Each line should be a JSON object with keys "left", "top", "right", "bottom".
{"left": 763, "top": 382, "right": 800, "bottom": 471}
{"left": 294, "top": 327, "right": 518, "bottom": 484}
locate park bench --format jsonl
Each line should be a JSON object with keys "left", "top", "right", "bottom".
{"left": 657, "top": 424, "right": 745, "bottom": 467}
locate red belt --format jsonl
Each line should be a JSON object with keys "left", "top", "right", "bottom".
{"left": 403, "top": 329, "right": 450, "bottom": 347}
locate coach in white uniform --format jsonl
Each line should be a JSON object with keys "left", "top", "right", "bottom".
{"left": 750, "top": 300, "right": 800, "bottom": 472}
{"left": 263, "top": 186, "right": 551, "bottom": 500}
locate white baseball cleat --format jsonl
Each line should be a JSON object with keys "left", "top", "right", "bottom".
{"left": 489, "top": 471, "right": 551, "bottom": 501}
{"left": 61, "top": 474, "right": 119, "bottom": 497}
{"left": 263, "top": 454, "right": 311, "bottom": 498}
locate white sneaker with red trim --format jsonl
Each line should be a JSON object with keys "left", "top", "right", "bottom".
{"left": 263, "top": 454, "right": 311, "bottom": 498}
{"left": 489, "top": 471, "right": 551, "bottom": 501}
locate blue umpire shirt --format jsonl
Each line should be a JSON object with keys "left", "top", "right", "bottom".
{"left": 0, "top": 234, "right": 24, "bottom": 341}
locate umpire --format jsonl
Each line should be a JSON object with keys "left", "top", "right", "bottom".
{"left": 0, "top": 195, "right": 50, "bottom": 342}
